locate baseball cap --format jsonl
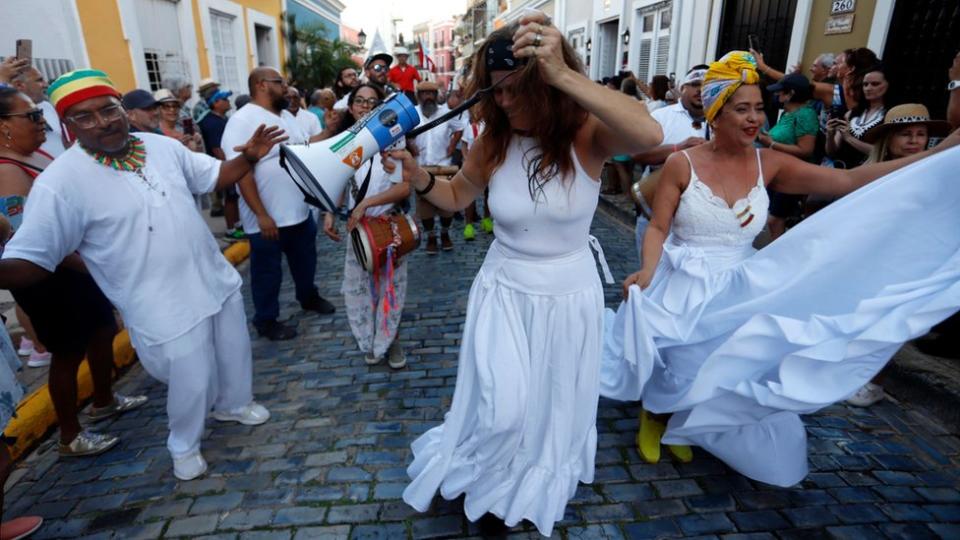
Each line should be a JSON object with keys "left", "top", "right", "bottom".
{"left": 121, "top": 89, "right": 159, "bottom": 110}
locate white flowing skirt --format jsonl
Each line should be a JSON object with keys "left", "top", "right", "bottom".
{"left": 600, "top": 147, "right": 960, "bottom": 488}
{"left": 404, "top": 240, "right": 607, "bottom": 537}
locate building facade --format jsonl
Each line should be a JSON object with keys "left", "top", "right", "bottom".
{"left": 285, "top": 0, "right": 344, "bottom": 39}
{"left": 1, "top": 0, "right": 344, "bottom": 107}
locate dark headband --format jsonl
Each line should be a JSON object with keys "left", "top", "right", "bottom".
{"left": 486, "top": 38, "right": 523, "bottom": 72}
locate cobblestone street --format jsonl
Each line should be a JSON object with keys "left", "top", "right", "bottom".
{"left": 3, "top": 210, "right": 959, "bottom": 540}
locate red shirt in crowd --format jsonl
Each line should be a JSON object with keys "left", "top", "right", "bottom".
{"left": 388, "top": 64, "right": 421, "bottom": 93}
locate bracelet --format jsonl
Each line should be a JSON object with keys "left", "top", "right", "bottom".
{"left": 415, "top": 171, "right": 436, "bottom": 196}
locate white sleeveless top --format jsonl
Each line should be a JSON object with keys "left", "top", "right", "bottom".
{"left": 487, "top": 136, "right": 600, "bottom": 258}
{"left": 671, "top": 149, "right": 768, "bottom": 249}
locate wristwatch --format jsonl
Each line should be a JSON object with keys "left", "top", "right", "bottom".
{"left": 948, "top": 80, "right": 960, "bottom": 91}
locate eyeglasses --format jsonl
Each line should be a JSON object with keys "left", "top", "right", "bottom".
{"left": 66, "top": 104, "right": 125, "bottom": 129}
{"left": 0, "top": 109, "right": 44, "bottom": 124}
{"left": 353, "top": 97, "right": 381, "bottom": 107}
{"left": 160, "top": 102, "right": 181, "bottom": 110}
{"left": 370, "top": 64, "right": 388, "bottom": 73}
{"left": 263, "top": 78, "right": 286, "bottom": 85}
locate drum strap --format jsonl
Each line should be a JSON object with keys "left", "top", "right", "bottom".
{"left": 350, "top": 162, "right": 375, "bottom": 207}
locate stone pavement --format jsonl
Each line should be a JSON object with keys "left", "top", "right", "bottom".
{"left": 3, "top": 210, "right": 959, "bottom": 539}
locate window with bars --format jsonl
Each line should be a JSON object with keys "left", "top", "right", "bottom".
{"left": 144, "top": 51, "right": 162, "bottom": 90}
{"left": 209, "top": 10, "right": 241, "bottom": 94}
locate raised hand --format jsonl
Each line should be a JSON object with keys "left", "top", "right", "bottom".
{"left": 512, "top": 11, "right": 568, "bottom": 86}
{"left": 0, "top": 57, "right": 29, "bottom": 85}
{"left": 233, "top": 124, "right": 288, "bottom": 163}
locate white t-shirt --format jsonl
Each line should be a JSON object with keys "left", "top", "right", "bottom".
{"left": 459, "top": 119, "right": 484, "bottom": 153}
{"left": 414, "top": 104, "right": 463, "bottom": 167}
{"left": 3, "top": 133, "right": 240, "bottom": 346}
{"left": 645, "top": 102, "right": 708, "bottom": 174}
{"left": 334, "top": 94, "right": 350, "bottom": 110}
{"left": 38, "top": 101, "right": 66, "bottom": 157}
{"left": 348, "top": 160, "right": 403, "bottom": 217}
{"left": 652, "top": 102, "right": 707, "bottom": 145}
{"left": 293, "top": 108, "right": 322, "bottom": 139}
{"left": 221, "top": 103, "right": 310, "bottom": 234}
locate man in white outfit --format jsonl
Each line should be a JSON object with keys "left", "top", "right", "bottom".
{"left": 630, "top": 65, "right": 708, "bottom": 263}
{"left": 0, "top": 69, "right": 285, "bottom": 481}
{"left": 412, "top": 80, "right": 463, "bottom": 253}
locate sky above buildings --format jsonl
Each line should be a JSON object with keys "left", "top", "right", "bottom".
{"left": 341, "top": 0, "right": 467, "bottom": 50}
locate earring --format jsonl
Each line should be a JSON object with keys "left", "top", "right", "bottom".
{"left": 2, "top": 130, "right": 11, "bottom": 149}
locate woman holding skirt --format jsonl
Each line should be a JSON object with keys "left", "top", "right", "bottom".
{"left": 393, "top": 12, "right": 663, "bottom": 537}
{"left": 600, "top": 51, "right": 960, "bottom": 488}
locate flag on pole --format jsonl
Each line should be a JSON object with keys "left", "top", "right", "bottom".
{"left": 418, "top": 38, "right": 436, "bottom": 72}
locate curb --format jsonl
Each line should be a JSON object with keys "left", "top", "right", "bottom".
{"left": 2, "top": 240, "right": 251, "bottom": 461}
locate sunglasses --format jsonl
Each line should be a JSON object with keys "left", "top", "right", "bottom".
{"left": 370, "top": 64, "right": 388, "bottom": 73}
{"left": 160, "top": 102, "right": 181, "bottom": 110}
{"left": 0, "top": 109, "right": 44, "bottom": 124}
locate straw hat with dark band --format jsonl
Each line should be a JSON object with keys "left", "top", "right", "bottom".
{"left": 862, "top": 103, "right": 952, "bottom": 143}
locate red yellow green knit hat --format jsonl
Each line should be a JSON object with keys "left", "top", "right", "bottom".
{"left": 47, "top": 69, "right": 121, "bottom": 117}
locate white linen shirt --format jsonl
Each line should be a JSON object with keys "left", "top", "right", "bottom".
{"left": 221, "top": 104, "right": 310, "bottom": 234}
{"left": 3, "top": 133, "right": 241, "bottom": 346}
{"left": 293, "top": 108, "right": 323, "bottom": 139}
{"left": 646, "top": 102, "right": 708, "bottom": 174}
{"left": 414, "top": 104, "right": 463, "bottom": 167}
{"left": 651, "top": 102, "right": 707, "bottom": 147}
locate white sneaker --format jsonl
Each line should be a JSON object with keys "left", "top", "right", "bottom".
{"left": 173, "top": 451, "right": 207, "bottom": 481}
{"left": 364, "top": 352, "right": 381, "bottom": 366}
{"left": 846, "top": 383, "right": 884, "bottom": 407}
{"left": 211, "top": 402, "right": 270, "bottom": 425}
{"left": 17, "top": 337, "right": 34, "bottom": 357}
{"left": 26, "top": 351, "right": 52, "bottom": 368}
{"left": 387, "top": 342, "right": 406, "bottom": 370}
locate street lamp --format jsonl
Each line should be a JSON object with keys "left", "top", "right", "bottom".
{"left": 622, "top": 29, "right": 630, "bottom": 46}
{"left": 357, "top": 28, "right": 367, "bottom": 47}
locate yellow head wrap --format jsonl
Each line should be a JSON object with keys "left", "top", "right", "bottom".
{"left": 702, "top": 51, "right": 760, "bottom": 123}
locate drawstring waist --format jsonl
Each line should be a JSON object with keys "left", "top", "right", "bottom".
{"left": 480, "top": 236, "right": 613, "bottom": 295}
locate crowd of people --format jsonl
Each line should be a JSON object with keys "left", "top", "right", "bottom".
{"left": 0, "top": 8, "right": 958, "bottom": 539}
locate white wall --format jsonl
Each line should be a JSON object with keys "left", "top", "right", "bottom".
{"left": 0, "top": 0, "right": 89, "bottom": 78}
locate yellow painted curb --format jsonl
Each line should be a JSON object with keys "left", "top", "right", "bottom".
{"left": 3, "top": 240, "right": 250, "bottom": 460}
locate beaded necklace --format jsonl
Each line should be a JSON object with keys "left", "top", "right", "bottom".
{"left": 83, "top": 136, "right": 165, "bottom": 197}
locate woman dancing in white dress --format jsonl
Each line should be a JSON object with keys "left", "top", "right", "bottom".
{"left": 392, "top": 13, "right": 662, "bottom": 537}
{"left": 601, "top": 51, "right": 960, "bottom": 487}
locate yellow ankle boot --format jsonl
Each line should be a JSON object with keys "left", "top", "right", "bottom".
{"left": 637, "top": 410, "right": 666, "bottom": 463}
{"left": 667, "top": 444, "right": 693, "bottom": 463}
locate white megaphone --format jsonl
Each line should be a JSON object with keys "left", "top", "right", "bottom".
{"left": 279, "top": 93, "right": 421, "bottom": 214}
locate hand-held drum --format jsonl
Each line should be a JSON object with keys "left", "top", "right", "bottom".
{"left": 350, "top": 214, "right": 421, "bottom": 272}
{"left": 631, "top": 168, "right": 661, "bottom": 219}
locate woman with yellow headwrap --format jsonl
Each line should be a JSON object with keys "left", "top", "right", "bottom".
{"left": 598, "top": 50, "right": 960, "bottom": 487}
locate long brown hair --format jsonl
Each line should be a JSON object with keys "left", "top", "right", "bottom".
{"left": 463, "top": 23, "right": 587, "bottom": 199}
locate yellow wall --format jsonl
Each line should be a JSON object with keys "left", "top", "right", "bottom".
{"left": 193, "top": 0, "right": 288, "bottom": 77}
{"left": 76, "top": 0, "right": 286, "bottom": 91}
{"left": 75, "top": 0, "right": 137, "bottom": 91}
{"left": 192, "top": 0, "right": 212, "bottom": 78}
{"left": 802, "top": 0, "right": 877, "bottom": 71}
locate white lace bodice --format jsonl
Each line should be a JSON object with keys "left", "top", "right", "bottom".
{"left": 671, "top": 149, "right": 768, "bottom": 249}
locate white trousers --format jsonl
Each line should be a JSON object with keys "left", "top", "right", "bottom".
{"left": 635, "top": 214, "right": 650, "bottom": 267}
{"left": 130, "top": 290, "right": 254, "bottom": 459}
